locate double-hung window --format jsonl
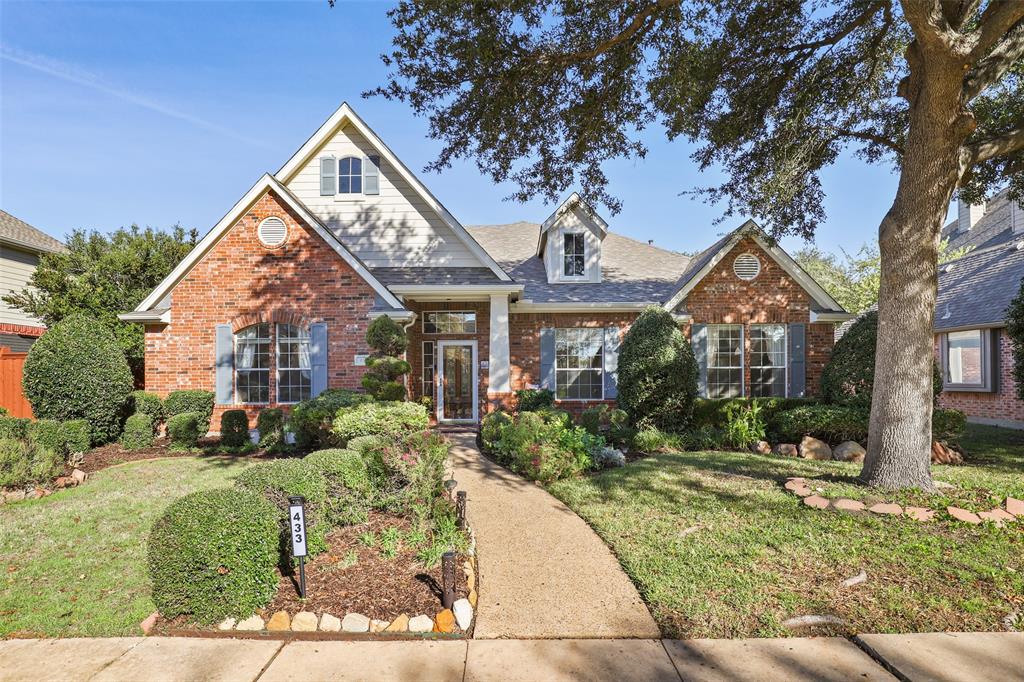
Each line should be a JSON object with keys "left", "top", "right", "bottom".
{"left": 555, "top": 328, "right": 604, "bottom": 400}
{"left": 235, "top": 324, "right": 270, "bottom": 404}
{"left": 941, "top": 328, "right": 997, "bottom": 392}
{"left": 277, "top": 324, "right": 311, "bottom": 403}
{"left": 707, "top": 325, "right": 743, "bottom": 398}
{"left": 750, "top": 325, "right": 786, "bottom": 397}
{"left": 563, "top": 233, "right": 585, "bottom": 277}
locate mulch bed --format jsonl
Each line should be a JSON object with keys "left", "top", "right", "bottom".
{"left": 78, "top": 438, "right": 284, "bottom": 474}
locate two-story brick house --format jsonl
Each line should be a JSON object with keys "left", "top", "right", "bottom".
{"left": 123, "top": 103, "right": 852, "bottom": 428}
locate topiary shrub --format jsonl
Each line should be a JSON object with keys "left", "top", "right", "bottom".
{"left": 361, "top": 316, "right": 409, "bottom": 400}
{"left": 219, "top": 410, "right": 250, "bottom": 448}
{"left": 515, "top": 388, "right": 554, "bottom": 412}
{"left": 235, "top": 459, "right": 329, "bottom": 557}
{"left": 121, "top": 413, "right": 155, "bottom": 450}
{"left": 332, "top": 401, "right": 429, "bottom": 445}
{"left": 164, "top": 390, "right": 214, "bottom": 433}
{"left": 148, "top": 487, "right": 279, "bottom": 624}
{"left": 617, "top": 306, "right": 699, "bottom": 431}
{"left": 129, "top": 391, "right": 164, "bottom": 426}
{"left": 167, "top": 412, "right": 203, "bottom": 450}
{"left": 256, "top": 408, "right": 284, "bottom": 449}
{"left": 0, "top": 416, "right": 29, "bottom": 441}
{"left": 290, "top": 388, "right": 374, "bottom": 449}
{"left": 22, "top": 314, "right": 133, "bottom": 444}
{"left": 304, "top": 449, "right": 372, "bottom": 525}
{"left": 27, "top": 419, "right": 67, "bottom": 457}
{"left": 63, "top": 420, "right": 91, "bottom": 455}
{"left": 365, "top": 315, "right": 408, "bottom": 356}
{"left": 823, "top": 311, "right": 942, "bottom": 408}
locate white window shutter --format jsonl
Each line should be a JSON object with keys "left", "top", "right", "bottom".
{"left": 363, "top": 155, "right": 380, "bottom": 195}
{"left": 320, "top": 157, "right": 336, "bottom": 196}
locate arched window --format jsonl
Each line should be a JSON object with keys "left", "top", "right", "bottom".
{"left": 235, "top": 324, "right": 270, "bottom": 404}
{"left": 338, "top": 156, "right": 362, "bottom": 194}
{"left": 277, "top": 324, "right": 311, "bottom": 403}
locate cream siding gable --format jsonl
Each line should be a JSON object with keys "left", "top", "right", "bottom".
{"left": 284, "top": 124, "right": 486, "bottom": 269}
{"left": 541, "top": 202, "right": 605, "bottom": 284}
{"left": 0, "top": 245, "right": 44, "bottom": 328}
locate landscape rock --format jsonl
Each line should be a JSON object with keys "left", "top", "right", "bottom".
{"left": 1007, "top": 497, "right": 1024, "bottom": 518}
{"left": 266, "top": 610, "right": 291, "bottom": 631}
{"left": 453, "top": 598, "right": 473, "bottom": 630}
{"left": 930, "top": 441, "right": 963, "bottom": 465}
{"left": 933, "top": 480, "right": 956, "bottom": 490}
{"left": 342, "top": 613, "right": 370, "bottom": 633}
{"left": 802, "top": 495, "right": 830, "bottom": 509}
{"left": 833, "top": 498, "right": 866, "bottom": 512}
{"left": 799, "top": 436, "right": 832, "bottom": 461}
{"left": 977, "top": 511, "right": 1006, "bottom": 526}
{"left": 904, "top": 506, "right": 936, "bottom": 522}
{"left": 947, "top": 506, "right": 982, "bottom": 524}
{"left": 753, "top": 440, "right": 771, "bottom": 455}
{"left": 408, "top": 615, "right": 434, "bottom": 633}
{"left": 468, "top": 590, "right": 478, "bottom": 608}
{"left": 370, "top": 619, "right": 388, "bottom": 632}
{"left": 54, "top": 476, "right": 75, "bottom": 489}
{"left": 841, "top": 570, "right": 867, "bottom": 587}
{"left": 319, "top": 613, "right": 341, "bottom": 632}
{"left": 384, "top": 614, "right": 409, "bottom": 632}
{"left": 71, "top": 468, "right": 87, "bottom": 484}
{"left": 832, "top": 441, "right": 866, "bottom": 463}
{"left": 217, "top": 618, "right": 236, "bottom": 631}
{"left": 235, "top": 615, "right": 265, "bottom": 631}
{"left": 772, "top": 443, "right": 798, "bottom": 457}
{"left": 291, "top": 611, "right": 318, "bottom": 631}
{"left": 433, "top": 609, "right": 455, "bottom": 633}
{"left": 4, "top": 490, "right": 26, "bottom": 503}
{"left": 986, "top": 508, "right": 1016, "bottom": 522}
{"left": 139, "top": 611, "right": 159, "bottom": 635}
{"left": 868, "top": 503, "right": 902, "bottom": 516}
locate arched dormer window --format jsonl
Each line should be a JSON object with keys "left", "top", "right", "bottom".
{"left": 338, "top": 156, "right": 362, "bottom": 194}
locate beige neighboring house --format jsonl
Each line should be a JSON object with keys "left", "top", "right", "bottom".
{"left": 0, "top": 210, "right": 66, "bottom": 351}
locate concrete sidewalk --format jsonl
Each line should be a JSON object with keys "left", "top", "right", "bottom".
{"left": 2, "top": 633, "right": 1021, "bottom": 681}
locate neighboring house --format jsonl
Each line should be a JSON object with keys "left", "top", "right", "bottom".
{"left": 0, "top": 210, "right": 66, "bottom": 351}
{"left": 122, "top": 103, "right": 851, "bottom": 426}
{"left": 934, "top": 191, "right": 1024, "bottom": 429}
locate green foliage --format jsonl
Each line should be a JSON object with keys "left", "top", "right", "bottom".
{"left": 515, "top": 388, "right": 554, "bottom": 412}
{"left": 933, "top": 408, "right": 967, "bottom": 444}
{"left": 632, "top": 427, "right": 682, "bottom": 453}
{"left": 823, "top": 311, "right": 942, "bottom": 409}
{"left": 166, "top": 412, "right": 203, "bottom": 451}
{"left": 147, "top": 487, "right": 279, "bottom": 624}
{"left": 0, "top": 438, "right": 62, "bottom": 487}
{"left": 0, "top": 417, "right": 29, "bottom": 441}
{"left": 164, "top": 390, "right": 214, "bottom": 433}
{"left": 721, "top": 401, "right": 767, "bottom": 449}
{"left": 332, "top": 401, "right": 429, "bottom": 445}
{"left": 63, "top": 420, "right": 91, "bottom": 454}
{"left": 772, "top": 405, "right": 869, "bottom": 444}
{"left": 481, "top": 409, "right": 602, "bottom": 483}
{"left": 27, "top": 420, "right": 67, "bottom": 457}
{"left": 1008, "top": 277, "right": 1024, "bottom": 401}
{"left": 22, "top": 314, "right": 134, "bottom": 444}
{"left": 129, "top": 391, "right": 164, "bottom": 425}
{"left": 362, "top": 316, "right": 410, "bottom": 400}
{"left": 579, "top": 404, "right": 634, "bottom": 446}
{"left": 304, "top": 449, "right": 372, "bottom": 526}
{"left": 218, "top": 410, "right": 249, "bottom": 448}
{"left": 290, "top": 388, "right": 374, "bottom": 449}
{"left": 481, "top": 410, "right": 513, "bottom": 450}
{"left": 255, "top": 408, "right": 284, "bottom": 449}
{"left": 121, "top": 413, "right": 155, "bottom": 450}
{"left": 235, "top": 459, "right": 329, "bottom": 557}
{"left": 679, "top": 425, "right": 729, "bottom": 451}
{"left": 691, "top": 397, "right": 817, "bottom": 430}
{"left": 365, "top": 315, "right": 408, "bottom": 356}
{"left": 1, "top": 226, "right": 198, "bottom": 377}
{"left": 617, "top": 306, "right": 699, "bottom": 431}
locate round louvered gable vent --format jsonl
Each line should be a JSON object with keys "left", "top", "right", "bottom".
{"left": 257, "top": 216, "right": 288, "bottom": 247}
{"left": 733, "top": 252, "right": 761, "bottom": 280}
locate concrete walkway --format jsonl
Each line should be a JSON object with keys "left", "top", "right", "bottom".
{"left": 2, "top": 633, "right": 1021, "bottom": 681}
{"left": 446, "top": 431, "right": 659, "bottom": 639}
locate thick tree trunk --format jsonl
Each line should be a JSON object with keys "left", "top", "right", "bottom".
{"left": 860, "top": 56, "right": 973, "bottom": 491}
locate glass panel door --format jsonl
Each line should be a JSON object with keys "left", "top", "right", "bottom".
{"left": 442, "top": 345, "right": 474, "bottom": 420}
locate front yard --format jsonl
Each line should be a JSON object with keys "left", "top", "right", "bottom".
{"left": 549, "top": 424, "right": 1024, "bottom": 638}
{"left": 0, "top": 456, "right": 255, "bottom": 638}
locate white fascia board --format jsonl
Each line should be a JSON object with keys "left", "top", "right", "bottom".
{"left": 512, "top": 301, "right": 655, "bottom": 313}
{"left": 274, "top": 102, "right": 511, "bottom": 282}
{"left": 368, "top": 309, "right": 416, "bottom": 321}
{"left": 810, "top": 311, "right": 855, "bottom": 323}
{"left": 135, "top": 174, "right": 406, "bottom": 314}
{"left": 536, "top": 192, "right": 609, "bottom": 257}
{"left": 118, "top": 309, "right": 171, "bottom": 324}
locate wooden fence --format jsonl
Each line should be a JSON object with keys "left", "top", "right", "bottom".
{"left": 0, "top": 347, "right": 33, "bottom": 418}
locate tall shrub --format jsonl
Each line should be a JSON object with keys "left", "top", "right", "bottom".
{"left": 361, "top": 316, "right": 409, "bottom": 400}
{"left": 22, "top": 314, "right": 133, "bottom": 444}
{"left": 1008, "top": 278, "right": 1024, "bottom": 401}
{"left": 617, "top": 306, "right": 698, "bottom": 431}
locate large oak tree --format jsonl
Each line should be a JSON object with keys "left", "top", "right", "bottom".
{"left": 368, "top": 0, "right": 1024, "bottom": 490}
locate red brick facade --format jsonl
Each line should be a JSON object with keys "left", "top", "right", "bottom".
{"left": 143, "top": 190, "right": 376, "bottom": 427}
{"left": 938, "top": 330, "right": 1024, "bottom": 427}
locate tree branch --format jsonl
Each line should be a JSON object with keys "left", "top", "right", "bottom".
{"left": 900, "top": 0, "right": 957, "bottom": 51}
{"left": 967, "top": 127, "right": 1024, "bottom": 165}
{"left": 540, "top": 0, "right": 679, "bottom": 65}
{"left": 964, "top": 25, "right": 1024, "bottom": 99}
{"left": 969, "top": 1, "right": 1024, "bottom": 60}
{"left": 782, "top": 1, "right": 888, "bottom": 53}
{"left": 835, "top": 127, "right": 905, "bottom": 155}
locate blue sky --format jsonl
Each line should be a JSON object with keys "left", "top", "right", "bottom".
{"left": 1, "top": 1, "right": 918, "bottom": 257}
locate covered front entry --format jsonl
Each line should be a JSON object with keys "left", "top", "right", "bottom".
{"left": 437, "top": 340, "right": 478, "bottom": 422}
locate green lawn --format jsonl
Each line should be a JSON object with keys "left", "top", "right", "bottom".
{"left": 0, "top": 456, "right": 255, "bottom": 638}
{"left": 549, "top": 424, "right": 1024, "bottom": 638}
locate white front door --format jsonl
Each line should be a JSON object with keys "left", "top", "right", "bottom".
{"left": 437, "top": 340, "right": 478, "bottom": 422}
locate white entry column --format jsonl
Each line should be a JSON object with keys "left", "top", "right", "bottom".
{"left": 488, "top": 293, "right": 511, "bottom": 394}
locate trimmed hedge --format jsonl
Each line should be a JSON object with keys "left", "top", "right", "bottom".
{"left": 290, "top": 389, "right": 374, "bottom": 449}
{"left": 235, "top": 459, "right": 330, "bottom": 557}
{"left": 121, "top": 413, "right": 155, "bottom": 450}
{"left": 63, "top": 420, "right": 91, "bottom": 454}
{"left": 129, "top": 391, "right": 164, "bottom": 426}
{"left": 164, "top": 390, "right": 214, "bottom": 432}
{"left": 0, "top": 438, "right": 62, "bottom": 487}
{"left": 148, "top": 487, "right": 280, "bottom": 624}
{"left": 27, "top": 419, "right": 67, "bottom": 457}
{"left": 220, "top": 410, "right": 250, "bottom": 448}
{"left": 256, "top": 408, "right": 284, "bottom": 449}
{"left": 691, "top": 397, "right": 818, "bottom": 429}
{"left": 167, "top": 412, "right": 203, "bottom": 450}
{"left": 515, "top": 388, "right": 554, "bottom": 412}
{"left": 304, "top": 449, "right": 372, "bottom": 525}
{"left": 772, "top": 404, "right": 967, "bottom": 445}
{"left": 22, "top": 314, "right": 133, "bottom": 444}
{"left": 332, "top": 401, "right": 429, "bottom": 446}
{"left": 933, "top": 408, "right": 967, "bottom": 443}
{"left": 0, "top": 417, "right": 29, "bottom": 441}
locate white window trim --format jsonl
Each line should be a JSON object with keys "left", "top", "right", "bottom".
{"left": 749, "top": 324, "right": 788, "bottom": 398}
{"left": 561, "top": 231, "right": 587, "bottom": 280}
{"left": 422, "top": 340, "right": 436, "bottom": 401}
{"left": 422, "top": 310, "right": 478, "bottom": 334}
{"left": 275, "top": 323, "right": 312, "bottom": 405}
{"left": 234, "top": 325, "right": 271, "bottom": 406}
{"left": 436, "top": 340, "right": 478, "bottom": 422}
{"left": 334, "top": 155, "right": 364, "bottom": 199}
{"left": 706, "top": 324, "right": 745, "bottom": 399}
{"left": 553, "top": 328, "right": 605, "bottom": 402}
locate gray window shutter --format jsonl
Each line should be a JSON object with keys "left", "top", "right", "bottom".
{"left": 363, "top": 155, "right": 380, "bottom": 195}
{"left": 788, "top": 323, "right": 806, "bottom": 398}
{"left": 215, "top": 324, "right": 234, "bottom": 405}
{"left": 539, "top": 328, "right": 556, "bottom": 392}
{"left": 320, "top": 157, "right": 336, "bottom": 196}
{"left": 603, "top": 327, "right": 621, "bottom": 399}
{"left": 310, "top": 322, "right": 328, "bottom": 397}
{"left": 691, "top": 324, "right": 707, "bottom": 398}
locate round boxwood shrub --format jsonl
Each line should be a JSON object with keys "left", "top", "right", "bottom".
{"left": 823, "top": 311, "right": 942, "bottom": 408}
{"left": 235, "top": 459, "right": 329, "bottom": 556}
{"left": 290, "top": 389, "right": 374, "bottom": 449}
{"left": 167, "top": 412, "right": 203, "bottom": 450}
{"left": 164, "top": 390, "right": 214, "bottom": 432}
{"left": 63, "top": 419, "right": 91, "bottom": 455}
{"left": 129, "top": 391, "right": 164, "bottom": 426}
{"left": 255, "top": 408, "right": 284, "bottom": 449}
{"left": 332, "top": 401, "right": 429, "bottom": 445}
{"left": 617, "top": 306, "right": 699, "bottom": 431}
{"left": 220, "top": 410, "right": 250, "bottom": 448}
{"left": 22, "top": 314, "right": 133, "bottom": 444}
{"left": 148, "top": 487, "right": 280, "bottom": 624}
{"left": 121, "top": 413, "right": 155, "bottom": 450}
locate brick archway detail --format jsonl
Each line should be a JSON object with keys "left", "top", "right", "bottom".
{"left": 229, "top": 309, "right": 310, "bottom": 333}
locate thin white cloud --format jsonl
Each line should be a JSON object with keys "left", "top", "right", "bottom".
{"left": 1, "top": 44, "right": 269, "bottom": 147}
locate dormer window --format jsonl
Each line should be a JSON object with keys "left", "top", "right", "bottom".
{"left": 563, "top": 233, "right": 585, "bottom": 277}
{"left": 338, "top": 157, "right": 362, "bottom": 194}
{"left": 319, "top": 155, "right": 381, "bottom": 196}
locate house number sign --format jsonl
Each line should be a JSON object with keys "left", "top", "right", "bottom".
{"left": 288, "top": 496, "right": 308, "bottom": 598}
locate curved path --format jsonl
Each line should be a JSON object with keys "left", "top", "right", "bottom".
{"left": 447, "top": 432, "right": 659, "bottom": 639}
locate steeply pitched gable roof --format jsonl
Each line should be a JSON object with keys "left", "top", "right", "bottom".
{"left": 274, "top": 102, "right": 511, "bottom": 282}
{"left": 0, "top": 210, "right": 66, "bottom": 254}
{"left": 936, "top": 238, "right": 1024, "bottom": 331}
{"left": 942, "top": 188, "right": 1022, "bottom": 253}
{"left": 535, "top": 193, "right": 609, "bottom": 257}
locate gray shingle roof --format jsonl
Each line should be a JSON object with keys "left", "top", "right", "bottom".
{"left": 466, "top": 222, "right": 691, "bottom": 303}
{"left": 935, "top": 238, "right": 1024, "bottom": 330}
{"left": 942, "top": 188, "right": 1022, "bottom": 252}
{"left": 0, "top": 210, "right": 65, "bottom": 254}
{"left": 369, "top": 267, "right": 501, "bottom": 286}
